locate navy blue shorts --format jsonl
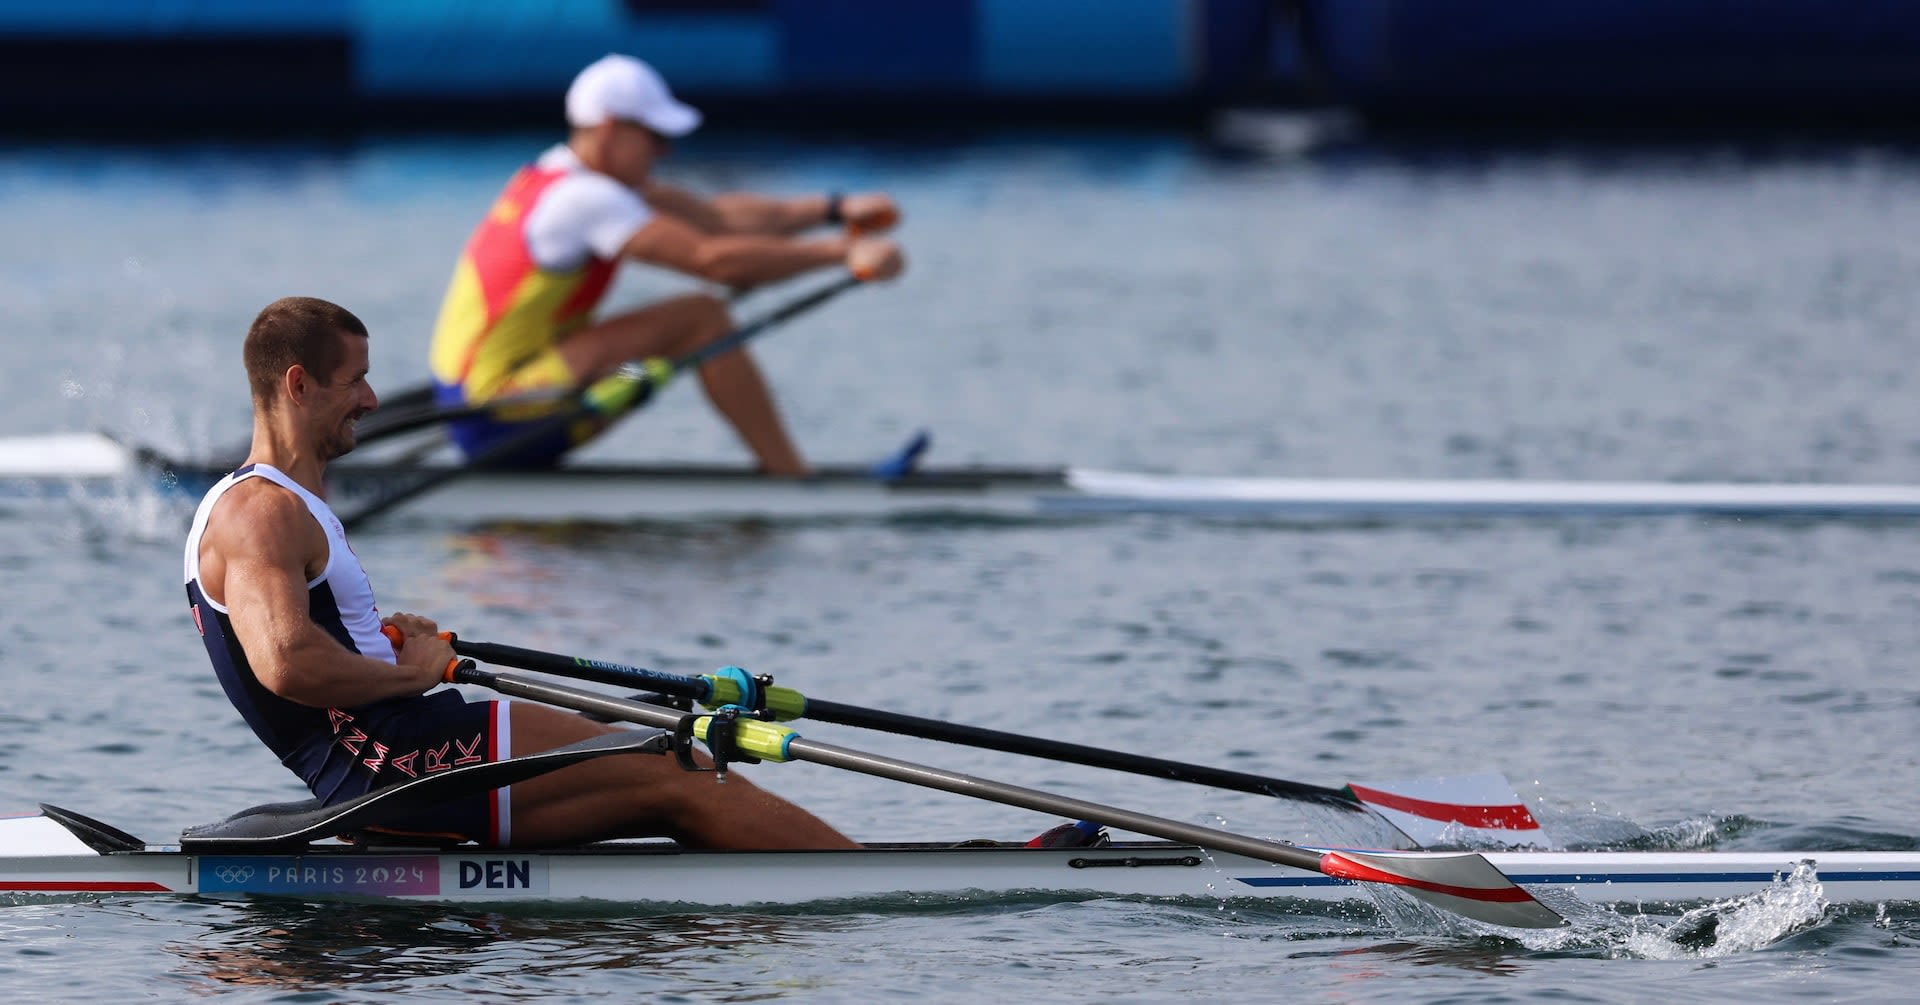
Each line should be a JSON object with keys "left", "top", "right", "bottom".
{"left": 309, "top": 690, "right": 512, "bottom": 846}
{"left": 435, "top": 380, "right": 576, "bottom": 469}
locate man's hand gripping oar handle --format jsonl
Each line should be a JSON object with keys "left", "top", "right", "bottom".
{"left": 379, "top": 625, "right": 466, "bottom": 682}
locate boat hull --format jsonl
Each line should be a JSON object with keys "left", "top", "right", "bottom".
{"left": 9, "top": 433, "right": 1920, "bottom": 522}
{"left": 2, "top": 811, "right": 1914, "bottom": 909}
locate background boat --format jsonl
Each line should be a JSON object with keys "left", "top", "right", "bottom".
{"left": 11, "top": 431, "right": 1920, "bottom": 525}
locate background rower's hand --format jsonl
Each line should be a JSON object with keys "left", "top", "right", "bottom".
{"left": 843, "top": 193, "right": 900, "bottom": 235}
{"left": 847, "top": 236, "right": 904, "bottom": 282}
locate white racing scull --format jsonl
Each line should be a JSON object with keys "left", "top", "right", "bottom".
{"left": 2, "top": 638, "right": 1904, "bottom": 925}
{"left": 4, "top": 806, "right": 1912, "bottom": 911}
{"left": 7, "top": 431, "right": 1920, "bottom": 524}
{"left": 2, "top": 661, "right": 1909, "bottom": 927}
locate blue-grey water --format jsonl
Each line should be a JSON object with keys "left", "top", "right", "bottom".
{"left": 4, "top": 123, "right": 1920, "bottom": 1001}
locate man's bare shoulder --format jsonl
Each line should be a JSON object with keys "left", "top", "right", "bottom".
{"left": 205, "top": 478, "right": 320, "bottom": 561}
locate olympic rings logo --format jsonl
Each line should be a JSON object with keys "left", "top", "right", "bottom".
{"left": 213, "top": 865, "right": 254, "bottom": 884}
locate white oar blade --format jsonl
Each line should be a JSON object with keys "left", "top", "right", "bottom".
{"left": 0, "top": 432, "right": 132, "bottom": 479}
{"left": 1320, "top": 849, "right": 1566, "bottom": 929}
{"left": 1347, "top": 771, "right": 1554, "bottom": 849}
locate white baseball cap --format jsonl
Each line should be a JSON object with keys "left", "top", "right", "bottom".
{"left": 565, "top": 54, "right": 702, "bottom": 137}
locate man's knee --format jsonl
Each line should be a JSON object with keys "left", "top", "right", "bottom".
{"left": 673, "top": 293, "right": 731, "bottom": 339}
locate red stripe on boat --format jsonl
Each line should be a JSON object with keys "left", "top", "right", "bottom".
{"left": 1346, "top": 784, "right": 1540, "bottom": 830}
{"left": 0, "top": 881, "right": 175, "bottom": 892}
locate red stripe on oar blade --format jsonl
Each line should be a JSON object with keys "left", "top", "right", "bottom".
{"left": 1318, "top": 852, "right": 1536, "bottom": 904}
{"left": 1319, "top": 850, "right": 1567, "bottom": 928}
{"left": 1346, "top": 784, "right": 1540, "bottom": 830}
{"left": 0, "top": 881, "right": 174, "bottom": 892}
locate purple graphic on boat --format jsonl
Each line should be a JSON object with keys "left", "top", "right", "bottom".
{"left": 200, "top": 856, "right": 439, "bottom": 896}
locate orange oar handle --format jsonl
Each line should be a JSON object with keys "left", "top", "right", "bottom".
{"left": 380, "top": 625, "right": 462, "bottom": 680}
{"left": 847, "top": 206, "right": 899, "bottom": 237}
{"left": 380, "top": 624, "right": 456, "bottom": 649}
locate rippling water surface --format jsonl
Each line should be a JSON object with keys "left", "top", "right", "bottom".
{"left": 3, "top": 125, "right": 1920, "bottom": 1000}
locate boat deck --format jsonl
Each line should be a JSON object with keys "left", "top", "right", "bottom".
{"left": 4, "top": 813, "right": 1916, "bottom": 909}
{"left": 9, "top": 433, "right": 1920, "bottom": 523}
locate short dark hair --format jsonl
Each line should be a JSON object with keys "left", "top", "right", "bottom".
{"left": 244, "top": 297, "right": 368, "bottom": 405}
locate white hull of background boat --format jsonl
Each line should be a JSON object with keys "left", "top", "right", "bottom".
{"left": 7, "top": 432, "right": 1920, "bottom": 522}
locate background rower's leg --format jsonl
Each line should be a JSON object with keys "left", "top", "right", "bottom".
{"left": 695, "top": 350, "right": 805, "bottom": 476}
{"left": 557, "top": 293, "right": 808, "bottom": 475}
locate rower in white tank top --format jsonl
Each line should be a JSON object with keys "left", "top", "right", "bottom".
{"left": 184, "top": 462, "right": 512, "bottom": 842}
{"left": 186, "top": 463, "right": 391, "bottom": 664}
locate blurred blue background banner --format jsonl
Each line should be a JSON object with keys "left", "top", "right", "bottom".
{"left": 1311, "top": 0, "right": 1920, "bottom": 125}
{"left": 0, "top": 0, "right": 1915, "bottom": 131}
{"left": 0, "top": 0, "right": 1229, "bottom": 131}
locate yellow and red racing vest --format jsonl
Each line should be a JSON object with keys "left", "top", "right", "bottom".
{"left": 428, "top": 166, "right": 620, "bottom": 400}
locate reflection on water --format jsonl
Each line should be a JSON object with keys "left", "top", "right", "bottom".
{"left": 163, "top": 898, "right": 845, "bottom": 994}
{"left": 1290, "top": 938, "right": 1528, "bottom": 977}
{"left": 1, "top": 883, "right": 1914, "bottom": 1001}
{"left": 420, "top": 525, "right": 807, "bottom": 673}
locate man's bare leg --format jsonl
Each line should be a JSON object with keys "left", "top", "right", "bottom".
{"left": 502, "top": 701, "right": 858, "bottom": 850}
{"left": 554, "top": 293, "right": 806, "bottom": 476}
{"left": 693, "top": 351, "right": 805, "bottom": 476}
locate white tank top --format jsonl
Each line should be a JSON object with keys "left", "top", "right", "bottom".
{"left": 183, "top": 463, "right": 393, "bottom": 664}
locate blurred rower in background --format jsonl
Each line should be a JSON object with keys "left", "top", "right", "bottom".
{"left": 428, "top": 53, "right": 905, "bottom": 475}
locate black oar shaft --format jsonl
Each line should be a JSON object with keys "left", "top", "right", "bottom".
{"left": 468, "top": 667, "right": 692, "bottom": 730}
{"left": 784, "top": 735, "right": 1329, "bottom": 871}
{"left": 351, "top": 395, "right": 548, "bottom": 444}
{"left": 731, "top": 272, "right": 862, "bottom": 331}
{"left": 802, "top": 698, "right": 1361, "bottom": 810}
{"left": 453, "top": 639, "right": 710, "bottom": 704}
{"left": 456, "top": 666, "right": 1327, "bottom": 873}
{"left": 374, "top": 382, "right": 437, "bottom": 415}
{"left": 209, "top": 381, "right": 443, "bottom": 467}
{"left": 458, "top": 637, "right": 1361, "bottom": 812}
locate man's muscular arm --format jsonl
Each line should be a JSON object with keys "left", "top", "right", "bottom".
{"left": 208, "top": 483, "right": 448, "bottom": 706}
{"left": 620, "top": 212, "right": 850, "bottom": 289}
{"left": 642, "top": 181, "right": 900, "bottom": 237}
{"left": 621, "top": 212, "right": 905, "bottom": 289}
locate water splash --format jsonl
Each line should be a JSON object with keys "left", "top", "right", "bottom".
{"left": 1507, "top": 860, "right": 1833, "bottom": 958}
{"left": 1523, "top": 794, "right": 1657, "bottom": 848}
{"left": 1623, "top": 861, "right": 1831, "bottom": 958}
{"left": 65, "top": 476, "right": 194, "bottom": 545}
